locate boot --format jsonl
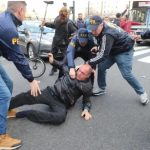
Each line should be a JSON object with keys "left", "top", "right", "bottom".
{"left": 49, "top": 67, "right": 57, "bottom": 76}
{"left": 7, "top": 109, "right": 17, "bottom": 119}
{"left": 0, "top": 134, "right": 22, "bottom": 150}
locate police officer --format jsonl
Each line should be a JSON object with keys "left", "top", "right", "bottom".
{"left": 86, "top": 15, "right": 149, "bottom": 105}
{"left": 0, "top": 1, "right": 41, "bottom": 149}
{"left": 66, "top": 28, "right": 96, "bottom": 79}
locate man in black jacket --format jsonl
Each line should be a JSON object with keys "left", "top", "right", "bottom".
{"left": 86, "top": 15, "right": 149, "bottom": 105}
{"left": 8, "top": 53, "right": 93, "bottom": 124}
{"left": 42, "top": 7, "right": 77, "bottom": 75}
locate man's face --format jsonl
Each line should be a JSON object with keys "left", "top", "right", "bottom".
{"left": 18, "top": 5, "right": 26, "bottom": 21}
{"left": 76, "top": 65, "right": 91, "bottom": 81}
{"left": 91, "top": 23, "right": 103, "bottom": 37}
{"left": 78, "top": 14, "right": 83, "bottom": 19}
{"left": 79, "top": 41, "right": 87, "bottom": 47}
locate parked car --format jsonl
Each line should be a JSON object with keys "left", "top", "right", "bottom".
{"left": 18, "top": 21, "right": 55, "bottom": 58}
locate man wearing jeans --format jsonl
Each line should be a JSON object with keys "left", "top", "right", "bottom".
{"left": 0, "top": 1, "right": 41, "bottom": 149}
{"left": 86, "top": 15, "right": 149, "bottom": 105}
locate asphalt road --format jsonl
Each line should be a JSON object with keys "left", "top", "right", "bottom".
{"left": 1, "top": 45, "right": 150, "bottom": 150}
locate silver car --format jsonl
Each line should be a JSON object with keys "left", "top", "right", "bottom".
{"left": 18, "top": 21, "right": 55, "bottom": 58}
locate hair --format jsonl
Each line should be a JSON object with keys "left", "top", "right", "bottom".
{"left": 59, "top": 6, "right": 69, "bottom": 18}
{"left": 116, "top": 13, "right": 121, "bottom": 18}
{"left": 7, "top": 1, "right": 27, "bottom": 13}
{"left": 78, "top": 13, "right": 82, "bottom": 15}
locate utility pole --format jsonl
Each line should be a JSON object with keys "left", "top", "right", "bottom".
{"left": 73, "top": 1, "right": 75, "bottom": 21}
{"left": 88, "top": 1, "right": 90, "bottom": 16}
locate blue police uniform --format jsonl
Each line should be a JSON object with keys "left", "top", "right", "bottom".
{"left": 66, "top": 34, "right": 96, "bottom": 69}
{"left": 0, "top": 10, "right": 33, "bottom": 135}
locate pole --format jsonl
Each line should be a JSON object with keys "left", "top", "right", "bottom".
{"left": 88, "top": 1, "right": 90, "bottom": 16}
{"left": 73, "top": 1, "right": 75, "bottom": 21}
{"left": 38, "top": 1, "right": 54, "bottom": 56}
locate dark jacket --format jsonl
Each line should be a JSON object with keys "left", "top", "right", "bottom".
{"left": 45, "top": 16, "right": 77, "bottom": 50}
{"left": 89, "top": 23, "right": 135, "bottom": 67}
{"left": 0, "top": 11, "right": 34, "bottom": 82}
{"left": 66, "top": 35, "right": 96, "bottom": 69}
{"left": 76, "top": 19, "right": 86, "bottom": 29}
{"left": 50, "top": 60, "right": 93, "bottom": 111}
{"left": 141, "top": 30, "right": 150, "bottom": 39}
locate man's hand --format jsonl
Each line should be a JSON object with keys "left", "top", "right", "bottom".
{"left": 48, "top": 53, "right": 54, "bottom": 64}
{"left": 30, "top": 80, "right": 41, "bottom": 96}
{"left": 69, "top": 68, "right": 76, "bottom": 79}
{"left": 91, "top": 46, "right": 98, "bottom": 54}
{"left": 41, "top": 20, "right": 46, "bottom": 27}
{"left": 133, "top": 35, "right": 141, "bottom": 40}
{"left": 81, "top": 109, "right": 92, "bottom": 121}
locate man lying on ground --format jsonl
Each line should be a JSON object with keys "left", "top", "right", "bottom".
{"left": 8, "top": 53, "right": 94, "bottom": 124}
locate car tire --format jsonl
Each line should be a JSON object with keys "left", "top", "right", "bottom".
{"left": 28, "top": 44, "right": 36, "bottom": 58}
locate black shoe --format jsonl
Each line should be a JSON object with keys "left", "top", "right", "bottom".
{"left": 49, "top": 68, "right": 54, "bottom": 76}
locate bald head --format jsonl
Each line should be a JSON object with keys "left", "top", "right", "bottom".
{"left": 7, "top": 1, "right": 27, "bottom": 22}
{"left": 7, "top": 1, "right": 27, "bottom": 12}
{"left": 76, "top": 64, "right": 93, "bottom": 81}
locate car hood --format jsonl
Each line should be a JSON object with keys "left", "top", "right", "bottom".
{"left": 30, "top": 32, "right": 54, "bottom": 42}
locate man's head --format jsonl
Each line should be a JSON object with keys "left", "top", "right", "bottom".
{"left": 87, "top": 15, "right": 104, "bottom": 37}
{"left": 78, "top": 13, "right": 83, "bottom": 20}
{"left": 76, "top": 64, "right": 93, "bottom": 81}
{"left": 77, "top": 28, "right": 89, "bottom": 46}
{"left": 116, "top": 13, "right": 121, "bottom": 19}
{"left": 7, "top": 1, "right": 27, "bottom": 22}
{"left": 59, "top": 6, "right": 69, "bottom": 22}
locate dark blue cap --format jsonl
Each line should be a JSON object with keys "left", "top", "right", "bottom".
{"left": 77, "top": 28, "right": 88, "bottom": 43}
{"left": 87, "top": 15, "right": 103, "bottom": 31}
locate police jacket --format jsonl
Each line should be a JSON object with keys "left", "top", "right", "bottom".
{"left": 66, "top": 35, "right": 96, "bottom": 69}
{"left": 0, "top": 11, "right": 34, "bottom": 82}
{"left": 45, "top": 16, "right": 77, "bottom": 48}
{"left": 141, "top": 30, "right": 150, "bottom": 39}
{"left": 89, "top": 23, "right": 135, "bottom": 67}
{"left": 49, "top": 60, "right": 93, "bottom": 111}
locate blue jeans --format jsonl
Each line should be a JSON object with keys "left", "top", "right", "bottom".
{"left": 0, "top": 63, "right": 13, "bottom": 134}
{"left": 97, "top": 50, "right": 145, "bottom": 95}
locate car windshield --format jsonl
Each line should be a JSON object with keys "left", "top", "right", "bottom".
{"left": 18, "top": 21, "right": 55, "bottom": 34}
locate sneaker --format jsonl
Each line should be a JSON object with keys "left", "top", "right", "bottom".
{"left": 7, "top": 109, "right": 17, "bottom": 119}
{"left": 0, "top": 134, "right": 22, "bottom": 150}
{"left": 139, "top": 92, "right": 149, "bottom": 105}
{"left": 92, "top": 88, "right": 106, "bottom": 96}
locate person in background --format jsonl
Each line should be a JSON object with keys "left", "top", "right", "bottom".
{"left": 75, "top": 13, "right": 86, "bottom": 29}
{"left": 86, "top": 15, "right": 149, "bottom": 105}
{"left": 8, "top": 53, "right": 93, "bottom": 124}
{"left": 112, "top": 5, "right": 129, "bottom": 26}
{"left": 42, "top": 7, "right": 77, "bottom": 76}
{"left": 0, "top": 1, "right": 41, "bottom": 150}
{"left": 120, "top": 14, "right": 142, "bottom": 33}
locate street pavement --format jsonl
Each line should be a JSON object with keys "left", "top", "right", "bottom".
{"left": 1, "top": 44, "right": 150, "bottom": 150}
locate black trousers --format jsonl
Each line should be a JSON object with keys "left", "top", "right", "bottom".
{"left": 9, "top": 88, "right": 67, "bottom": 125}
